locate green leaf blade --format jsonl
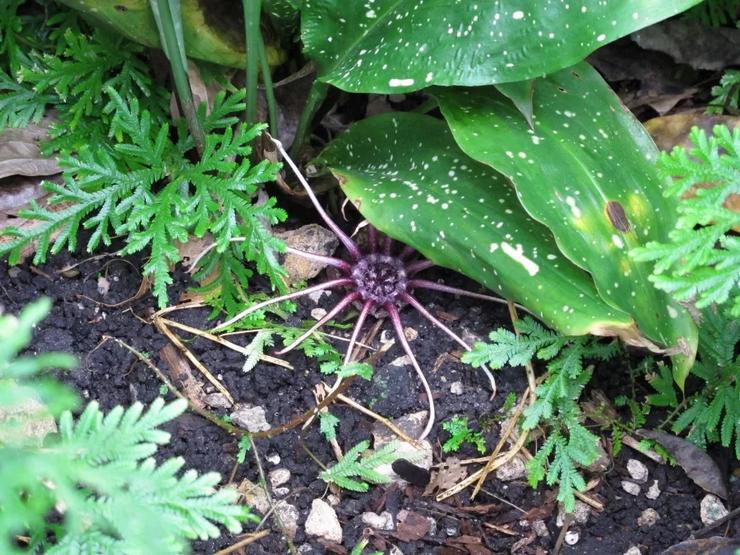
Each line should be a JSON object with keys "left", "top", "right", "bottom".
{"left": 301, "top": 0, "right": 701, "bottom": 93}
{"left": 317, "top": 112, "right": 635, "bottom": 338}
{"left": 434, "top": 63, "right": 698, "bottom": 382}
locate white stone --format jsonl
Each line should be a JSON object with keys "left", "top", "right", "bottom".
{"left": 310, "top": 308, "right": 327, "bottom": 320}
{"left": 626, "top": 459, "right": 649, "bottom": 483}
{"left": 230, "top": 405, "right": 270, "bottom": 432}
{"left": 621, "top": 480, "right": 641, "bottom": 496}
{"left": 273, "top": 487, "right": 290, "bottom": 497}
{"left": 239, "top": 479, "right": 270, "bottom": 514}
{"left": 266, "top": 452, "right": 281, "bottom": 465}
{"left": 532, "top": 519, "right": 549, "bottom": 537}
{"left": 565, "top": 530, "right": 580, "bottom": 545}
{"left": 700, "top": 494, "right": 729, "bottom": 526}
{"left": 637, "top": 508, "right": 659, "bottom": 527}
{"left": 646, "top": 480, "right": 661, "bottom": 500}
{"left": 305, "top": 499, "right": 343, "bottom": 543}
{"left": 557, "top": 501, "right": 590, "bottom": 526}
{"left": 269, "top": 468, "right": 291, "bottom": 488}
{"left": 623, "top": 547, "right": 642, "bottom": 555}
{"left": 276, "top": 502, "right": 299, "bottom": 539}
{"left": 389, "top": 355, "right": 412, "bottom": 367}
{"left": 308, "top": 289, "right": 328, "bottom": 304}
{"left": 204, "top": 393, "right": 231, "bottom": 409}
{"left": 404, "top": 327, "right": 418, "bottom": 341}
{"left": 450, "top": 381, "right": 464, "bottom": 395}
{"left": 361, "top": 511, "right": 394, "bottom": 531}
{"left": 495, "top": 456, "right": 526, "bottom": 481}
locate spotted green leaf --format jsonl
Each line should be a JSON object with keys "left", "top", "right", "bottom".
{"left": 300, "top": 0, "right": 701, "bottom": 93}
{"left": 316, "top": 112, "right": 638, "bottom": 339}
{"left": 434, "top": 62, "right": 698, "bottom": 385}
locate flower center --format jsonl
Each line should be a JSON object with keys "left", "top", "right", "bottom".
{"left": 351, "top": 254, "right": 407, "bottom": 304}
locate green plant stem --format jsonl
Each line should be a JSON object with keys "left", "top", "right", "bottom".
{"left": 150, "top": 0, "right": 204, "bottom": 154}
{"left": 658, "top": 398, "right": 688, "bottom": 431}
{"left": 258, "top": 32, "right": 278, "bottom": 136}
{"left": 507, "top": 300, "right": 537, "bottom": 403}
{"left": 289, "top": 79, "right": 328, "bottom": 157}
{"left": 243, "top": 0, "right": 262, "bottom": 124}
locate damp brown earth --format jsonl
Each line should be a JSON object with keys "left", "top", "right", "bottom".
{"left": 1, "top": 245, "right": 737, "bottom": 555}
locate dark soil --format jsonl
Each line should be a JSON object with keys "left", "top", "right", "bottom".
{"left": 1, "top": 244, "right": 738, "bottom": 555}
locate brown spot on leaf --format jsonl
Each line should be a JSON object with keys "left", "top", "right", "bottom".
{"left": 606, "top": 201, "right": 630, "bottom": 232}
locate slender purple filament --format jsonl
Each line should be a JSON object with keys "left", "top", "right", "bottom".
{"left": 219, "top": 140, "right": 504, "bottom": 441}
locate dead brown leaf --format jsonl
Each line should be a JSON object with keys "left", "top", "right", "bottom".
{"left": 0, "top": 121, "right": 61, "bottom": 180}
{"left": 645, "top": 113, "right": 740, "bottom": 223}
{"left": 445, "top": 535, "right": 493, "bottom": 555}
{"left": 393, "top": 510, "right": 431, "bottom": 542}
{"left": 159, "top": 344, "right": 208, "bottom": 410}
{"left": 510, "top": 531, "right": 537, "bottom": 553}
{"left": 423, "top": 457, "right": 468, "bottom": 496}
{"left": 639, "top": 429, "right": 728, "bottom": 499}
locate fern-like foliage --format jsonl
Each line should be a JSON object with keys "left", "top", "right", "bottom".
{"left": 649, "top": 306, "right": 740, "bottom": 458}
{"left": 0, "top": 4, "right": 286, "bottom": 311}
{"left": 707, "top": 70, "right": 740, "bottom": 114}
{"left": 0, "top": 87, "right": 286, "bottom": 307}
{"left": 0, "top": 300, "right": 252, "bottom": 554}
{"left": 463, "top": 317, "right": 618, "bottom": 510}
{"left": 631, "top": 125, "right": 740, "bottom": 316}
{"left": 320, "top": 440, "right": 401, "bottom": 492}
{"left": 441, "top": 416, "right": 486, "bottom": 454}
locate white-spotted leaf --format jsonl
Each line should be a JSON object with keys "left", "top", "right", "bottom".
{"left": 301, "top": 0, "right": 701, "bottom": 93}
{"left": 434, "top": 62, "right": 698, "bottom": 384}
{"left": 317, "top": 112, "right": 640, "bottom": 339}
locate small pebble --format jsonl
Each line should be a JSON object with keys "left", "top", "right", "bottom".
{"left": 310, "top": 308, "right": 327, "bottom": 320}
{"left": 275, "top": 503, "right": 299, "bottom": 539}
{"left": 623, "top": 547, "right": 642, "bottom": 555}
{"left": 230, "top": 405, "right": 270, "bottom": 432}
{"left": 627, "top": 459, "right": 649, "bottom": 483}
{"left": 532, "top": 520, "right": 549, "bottom": 537}
{"left": 361, "top": 511, "right": 394, "bottom": 531}
{"left": 557, "top": 501, "right": 591, "bottom": 526}
{"left": 646, "top": 479, "right": 661, "bottom": 500}
{"left": 404, "top": 326, "right": 418, "bottom": 341}
{"left": 305, "top": 499, "right": 342, "bottom": 543}
{"left": 268, "top": 468, "right": 291, "bottom": 487}
{"left": 205, "top": 393, "right": 231, "bottom": 409}
{"left": 308, "top": 289, "right": 328, "bottom": 304}
{"left": 565, "top": 530, "right": 580, "bottom": 545}
{"left": 495, "top": 456, "right": 526, "bottom": 481}
{"left": 700, "top": 494, "right": 729, "bottom": 526}
{"left": 637, "top": 508, "right": 660, "bottom": 527}
{"left": 266, "top": 452, "right": 281, "bottom": 465}
{"left": 621, "top": 480, "right": 641, "bottom": 496}
{"left": 450, "top": 381, "right": 464, "bottom": 395}
{"left": 390, "top": 355, "right": 412, "bottom": 367}
{"left": 273, "top": 486, "right": 290, "bottom": 497}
